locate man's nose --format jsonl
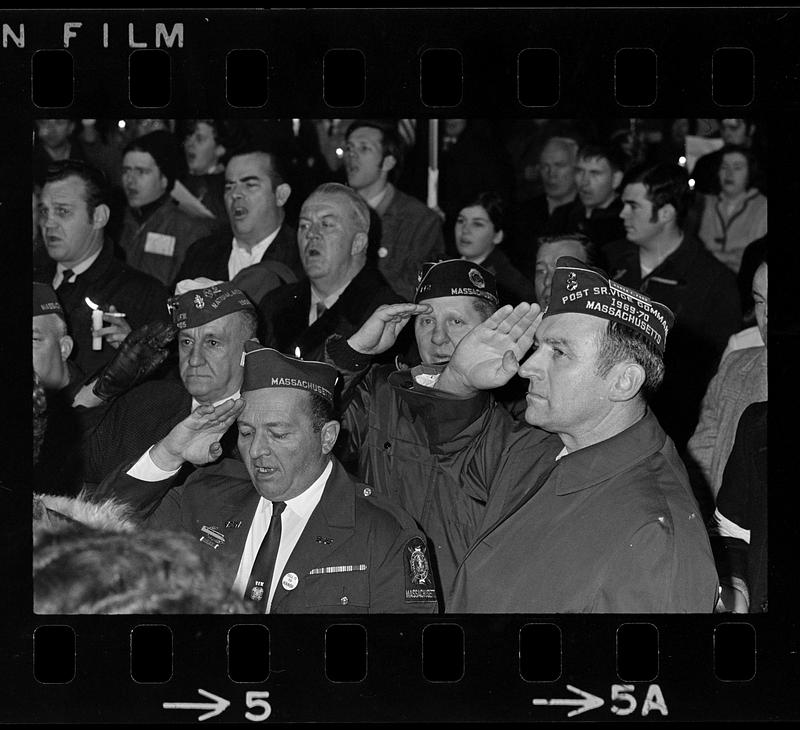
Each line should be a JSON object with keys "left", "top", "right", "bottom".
{"left": 519, "top": 348, "right": 544, "bottom": 379}
{"left": 250, "top": 432, "right": 271, "bottom": 459}
{"left": 430, "top": 322, "right": 448, "bottom": 345}
{"left": 188, "top": 342, "right": 205, "bottom": 366}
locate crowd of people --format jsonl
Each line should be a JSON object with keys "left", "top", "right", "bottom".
{"left": 32, "top": 117, "right": 767, "bottom": 614}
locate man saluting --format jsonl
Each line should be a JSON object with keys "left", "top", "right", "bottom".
{"left": 416, "top": 256, "right": 719, "bottom": 613}
{"left": 93, "top": 343, "right": 437, "bottom": 614}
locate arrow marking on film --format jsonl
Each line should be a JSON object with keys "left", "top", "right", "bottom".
{"left": 532, "top": 684, "right": 605, "bottom": 717}
{"left": 163, "top": 688, "right": 230, "bottom": 721}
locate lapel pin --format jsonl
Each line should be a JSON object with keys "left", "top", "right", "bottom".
{"left": 315, "top": 536, "right": 334, "bottom": 545}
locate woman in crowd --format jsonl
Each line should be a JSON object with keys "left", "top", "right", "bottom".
{"left": 454, "top": 191, "right": 534, "bottom": 306}
{"left": 697, "top": 144, "right": 767, "bottom": 274}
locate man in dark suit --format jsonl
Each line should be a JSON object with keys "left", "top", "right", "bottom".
{"left": 33, "top": 160, "right": 169, "bottom": 379}
{"left": 258, "top": 183, "right": 403, "bottom": 362}
{"left": 175, "top": 147, "right": 302, "bottom": 287}
{"left": 81, "top": 279, "right": 257, "bottom": 484}
{"left": 92, "top": 343, "right": 438, "bottom": 614}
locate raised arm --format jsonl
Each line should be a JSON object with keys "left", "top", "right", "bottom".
{"left": 435, "top": 302, "right": 541, "bottom": 396}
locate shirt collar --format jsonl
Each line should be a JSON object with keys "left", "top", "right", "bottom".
{"left": 310, "top": 279, "right": 351, "bottom": 310}
{"left": 232, "top": 225, "right": 281, "bottom": 256}
{"left": 57, "top": 246, "right": 102, "bottom": 279}
{"left": 550, "top": 409, "right": 665, "bottom": 496}
{"left": 191, "top": 389, "right": 241, "bottom": 412}
{"left": 256, "top": 458, "right": 332, "bottom": 518}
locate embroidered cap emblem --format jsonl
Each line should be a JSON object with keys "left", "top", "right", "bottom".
{"left": 468, "top": 268, "right": 486, "bottom": 289}
{"left": 566, "top": 271, "right": 578, "bottom": 292}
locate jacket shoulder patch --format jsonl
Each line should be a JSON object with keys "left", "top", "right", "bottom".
{"left": 404, "top": 536, "right": 437, "bottom": 602}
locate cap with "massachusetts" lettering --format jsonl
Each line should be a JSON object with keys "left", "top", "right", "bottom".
{"left": 544, "top": 256, "right": 675, "bottom": 354}
{"left": 241, "top": 341, "right": 337, "bottom": 403}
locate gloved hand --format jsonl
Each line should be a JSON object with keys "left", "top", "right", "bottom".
{"left": 90, "top": 320, "right": 178, "bottom": 402}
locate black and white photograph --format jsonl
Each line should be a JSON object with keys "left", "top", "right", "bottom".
{"left": 4, "top": 7, "right": 797, "bottom": 724}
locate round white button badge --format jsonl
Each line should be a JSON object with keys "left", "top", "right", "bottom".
{"left": 363, "top": 487, "right": 372, "bottom": 497}
{"left": 377, "top": 246, "right": 388, "bottom": 258}
{"left": 282, "top": 572, "right": 299, "bottom": 591}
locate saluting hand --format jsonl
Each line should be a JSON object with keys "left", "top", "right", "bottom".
{"left": 435, "top": 302, "right": 542, "bottom": 395}
{"left": 150, "top": 397, "right": 245, "bottom": 470}
{"left": 347, "top": 302, "right": 433, "bottom": 356}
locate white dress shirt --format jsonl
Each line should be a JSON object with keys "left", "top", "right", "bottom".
{"left": 232, "top": 460, "right": 332, "bottom": 612}
{"left": 127, "top": 390, "right": 241, "bottom": 480}
{"left": 52, "top": 247, "right": 102, "bottom": 288}
{"left": 308, "top": 280, "right": 350, "bottom": 326}
{"left": 227, "top": 227, "right": 281, "bottom": 280}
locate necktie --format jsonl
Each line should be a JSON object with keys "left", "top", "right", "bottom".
{"left": 56, "top": 269, "right": 74, "bottom": 290}
{"left": 245, "top": 501, "right": 287, "bottom": 606}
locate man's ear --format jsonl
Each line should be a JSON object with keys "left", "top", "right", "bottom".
{"left": 492, "top": 229, "right": 504, "bottom": 246}
{"left": 381, "top": 154, "right": 397, "bottom": 174}
{"left": 351, "top": 231, "right": 369, "bottom": 256}
{"left": 320, "top": 420, "right": 340, "bottom": 454}
{"left": 59, "top": 334, "right": 74, "bottom": 361}
{"left": 611, "top": 170, "right": 624, "bottom": 192}
{"left": 215, "top": 144, "right": 227, "bottom": 162}
{"left": 657, "top": 203, "right": 676, "bottom": 225}
{"left": 92, "top": 203, "right": 110, "bottom": 230}
{"left": 607, "top": 361, "right": 645, "bottom": 402}
{"left": 275, "top": 182, "right": 291, "bottom": 208}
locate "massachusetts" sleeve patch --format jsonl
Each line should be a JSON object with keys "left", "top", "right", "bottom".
{"left": 404, "top": 536, "right": 437, "bottom": 602}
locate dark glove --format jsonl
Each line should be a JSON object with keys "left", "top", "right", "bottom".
{"left": 90, "top": 320, "right": 178, "bottom": 402}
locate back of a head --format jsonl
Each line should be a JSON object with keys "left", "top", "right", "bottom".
{"left": 34, "top": 523, "right": 258, "bottom": 614}
{"left": 621, "top": 161, "right": 690, "bottom": 228}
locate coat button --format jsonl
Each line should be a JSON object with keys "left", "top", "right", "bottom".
{"left": 383, "top": 441, "right": 391, "bottom": 450}
{"left": 340, "top": 596, "right": 349, "bottom": 605}
{"left": 363, "top": 487, "right": 372, "bottom": 497}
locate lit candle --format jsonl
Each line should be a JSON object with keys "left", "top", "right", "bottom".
{"left": 91, "top": 308, "right": 104, "bottom": 350}
{"left": 294, "top": 347, "right": 301, "bottom": 359}
{"left": 292, "top": 118, "right": 300, "bottom": 137}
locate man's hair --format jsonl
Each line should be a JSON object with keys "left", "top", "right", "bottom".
{"left": 718, "top": 143, "right": 761, "bottom": 191}
{"left": 471, "top": 298, "right": 499, "bottom": 321}
{"left": 44, "top": 159, "right": 109, "bottom": 215}
{"left": 311, "top": 183, "right": 371, "bottom": 236}
{"left": 535, "top": 232, "right": 599, "bottom": 267}
{"left": 180, "top": 118, "right": 223, "bottom": 143}
{"left": 540, "top": 135, "right": 580, "bottom": 162}
{"left": 620, "top": 162, "right": 690, "bottom": 228}
{"left": 346, "top": 119, "right": 404, "bottom": 181}
{"left": 577, "top": 143, "right": 630, "bottom": 175}
{"left": 461, "top": 191, "right": 505, "bottom": 232}
{"left": 307, "top": 391, "right": 337, "bottom": 433}
{"left": 233, "top": 309, "right": 259, "bottom": 340}
{"left": 719, "top": 117, "right": 756, "bottom": 133}
{"left": 594, "top": 320, "right": 665, "bottom": 399}
{"left": 226, "top": 146, "right": 287, "bottom": 188}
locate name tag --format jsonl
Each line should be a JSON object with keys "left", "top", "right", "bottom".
{"left": 144, "top": 232, "right": 176, "bottom": 257}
